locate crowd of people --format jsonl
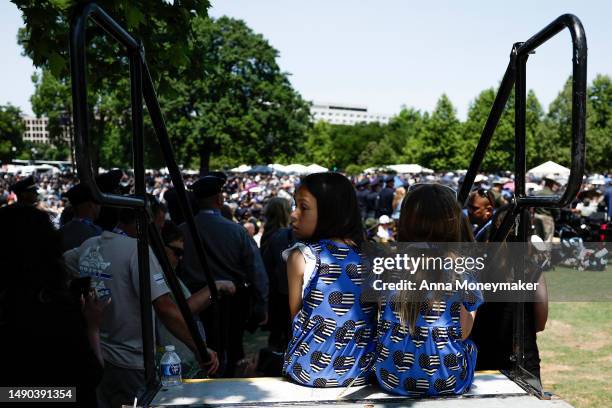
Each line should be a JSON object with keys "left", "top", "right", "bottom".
{"left": 1, "top": 166, "right": 611, "bottom": 407}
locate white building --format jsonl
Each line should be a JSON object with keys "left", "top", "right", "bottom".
{"left": 22, "top": 115, "right": 70, "bottom": 145}
{"left": 311, "top": 102, "right": 392, "bottom": 125}
{"left": 22, "top": 115, "right": 51, "bottom": 144}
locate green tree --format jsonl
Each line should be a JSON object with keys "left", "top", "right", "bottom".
{"left": 0, "top": 104, "right": 25, "bottom": 163}
{"left": 417, "top": 94, "right": 462, "bottom": 171}
{"left": 329, "top": 122, "right": 386, "bottom": 170}
{"left": 13, "top": 0, "right": 209, "bottom": 170}
{"left": 298, "top": 121, "right": 336, "bottom": 168}
{"left": 162, "top": 16, "right": 311, "bottom": 173}
{"left": 586, "top": 74, "right": 612, "bottom": 171}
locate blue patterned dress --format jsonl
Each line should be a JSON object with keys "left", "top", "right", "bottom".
{"left": 374, "top": 274, "right": 483, "bottom": 396}
{"left": 284, "top": 239, "right": 377, "bottom": 387}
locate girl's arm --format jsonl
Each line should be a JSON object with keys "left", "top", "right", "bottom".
{"left": 533, "top": 273, "right": 548, "bottom": 332}
{"left": 287, "top": 250, "right": 306, "bottom": 319}
{"left": 460, "top": 306, "right": 477, "bottom": 340}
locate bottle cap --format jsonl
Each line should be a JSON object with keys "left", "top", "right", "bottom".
{"left": 165, "top": 345, "right": 175, "bottom": 352}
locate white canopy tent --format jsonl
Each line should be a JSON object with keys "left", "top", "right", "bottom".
{"left": 527, "top": 161, "right": 570, "bottom": 177}
{"left": 230, "top": 164, "right": 252, "bottom": 173}
{"left": 284, "top": 164, "right": 309, "bottom": 174}
{"left": 305, "top": 164, "right": 328, "bottom": 174}
{"left": 386, "top": 164, "right": 434, "bottom": 174}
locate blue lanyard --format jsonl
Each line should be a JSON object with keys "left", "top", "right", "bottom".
{"left": 200, "top": 209, "right": 220, "bottom": 215}
{"left": 75, "top": 217, "right": 102, "bottom": 234}
{"left": 112, "top": 227, "right": 128, "bottom": 236}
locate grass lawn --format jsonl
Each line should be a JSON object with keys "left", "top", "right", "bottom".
{"left": 539, "top": 266, "right": 612, "bottom": 407}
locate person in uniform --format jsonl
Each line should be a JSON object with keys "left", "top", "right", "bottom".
{"left": 59, "top": 183, "right": 102, "bottom": 252}
{"left": 377, "top": 175, "right": 395, "bottom": 217}
{"left": 180, "top": 175, "right": 268, "bottom": 377}
{"left": 9, "top": 175, "right": 38, "bottom": 206}
{"left": 533, "top": 175, "right": 561, "bottom": 242}
{"left": 355, "top": 178, "right": 370, "bottom": 220}
{"left": 366, "top": 177, "right": 382, "bottom": 219}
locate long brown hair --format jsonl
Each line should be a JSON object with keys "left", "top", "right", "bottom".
{"left": 394, "top": 184, "right": 465, "bottom": 333}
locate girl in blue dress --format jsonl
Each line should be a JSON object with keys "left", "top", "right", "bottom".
{"left": 283, "top": 172, "right": 377, "bottom": 388}
{"left": 374, "top": 184, "right": 483, "bottom": 396}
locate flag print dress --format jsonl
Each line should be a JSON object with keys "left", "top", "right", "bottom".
{"left": 283, "top": 239, "right": 377, "bottom": 387}
{"left": 374, "top": 274, "right": 483, "bottom": 396}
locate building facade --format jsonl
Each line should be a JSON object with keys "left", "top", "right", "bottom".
{"left": 22, "top": 115, "right": 70, "bottom": 145}
{"left": 311, "top": 102, "right": 392, "bottom": 125}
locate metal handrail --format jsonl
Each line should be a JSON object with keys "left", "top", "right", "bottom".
{"left": 458, "top": 13, "right": 587, "bottom": 398}
{"left": 69, "top": 2, "right": 218, "bottom": 397}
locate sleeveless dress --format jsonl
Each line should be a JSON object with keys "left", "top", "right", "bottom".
{"left": 283, "top": 239, "right": 377, "bottom": 387}
{"left": 374, "top": 272, "right": 483, "bottom": 396}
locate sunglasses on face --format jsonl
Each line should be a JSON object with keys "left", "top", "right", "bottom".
{"left": 166, "top": 245, "right": 184, "bottom": 258}
{"left": 476, "top": 188, "right": 495, "bottom": 207}
{"left": 407, "top": 183, "right": 458, "bottom": 199}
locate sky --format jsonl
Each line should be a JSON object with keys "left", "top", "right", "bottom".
{"left": 1, "top": 0, "right": 611, "bottom": 120}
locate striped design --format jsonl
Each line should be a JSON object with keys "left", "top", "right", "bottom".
{"left": 293, "top": 310, "right": 306, "bottom": 332}
{"left": 345, "top": 263, "right": 364, "bottom": 285}
{"left": 295, "top": 343, "right": 310, "bottom": 357}
{"left": 314, "top": 318, "right": 336, "bottom": 343}
{"left": 310, "top": 351, "right": 331, "bottom": 372}
{"left": 449, "top": 326, "right": 462, "bottom": 340}
{"left": 333, "top": 356, "right": 356, "bottom": 375}
{"left": 355, "top": 327, "right": 372, "bottom": 347}
{"left": 293, "top": 363, "right": 310, "bottom": 384}
{"left": 319, "top": 263, "right": 342, "bottom": 284}
{"left": 379, "top": 368, "right": 400, "bottom": 389}
{"left": 304, "top": 289, "right": 324, "bottom": 309}
{"left": 313, "top": 378, "right": 338, "bottom": 388}
{"left": 359, "top": 294, "right": 374, "bottom": 314}
{"left": 444, "top": 352, "right": 461, "bottom": 370}
{"left": 342, "top": 376, "right": 367, "bottom": 387}
{"left": 421, "top": 300, "right": 446, "bottom": 323}
{"left": 418, "top": 354, "right": 440, "bottom": 376}
{"left": 463, "top": 291, "right": 477, "bottom": 308}
{"left": 306, "top": 315, "right": 324, "bottom": 331}
{"left": 434, "top": 375, "right": 457, "bottom": 394}
{"left": 450, "top": 302, "right": 461, "bottom": 324}
{"left": 392, "top": 351, "right": 415, "bottom": 372}
{"left": 390, "top": 323, "right": 408, "bottom": 343}
{"left": 335, "top": 320, "right": 356, "bottom": 349}
{"left": 378, "top": 319, "right": 392, "bottom": 333}
{"left": 432, "top": 327, "right": 449, "bottom": 349}
{"left": 404, "top": 377, "right": 429, "bottom": 394}
{"left": 359, "top": 352, "right": 374, "bottom": 368}
{"left": 412, "top": 326, "right": 429, "bottom": 348}
{"left": 376, "top": 343, "right": 390, "bottom": 362}
{"left": 328, "top": 291, "right": 355, "bottom": 316}
{"left": 460, "top": 351, "right": 468, "bottom": 380}
{"left": 326, "top": 243, "right": 350, "bottom": 260}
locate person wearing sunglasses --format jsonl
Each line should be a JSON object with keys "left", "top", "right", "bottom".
{"left": 467, "top": 188, "right": 496, "bottom": 241}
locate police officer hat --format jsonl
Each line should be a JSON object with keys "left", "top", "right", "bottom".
{"left": 64, "top": 183, "right": 100, "bottom": 206}
{"left": 96, "top": 169, "right": 123, "bottom": 193}
{"left": 9, "top": 176, "right": 37, "bottom": 194}
{"left": 356, "top": 179, "right": 370, "bottom": 188}
{"left": 191, "top": 175, "right": 225, "bottom": 198}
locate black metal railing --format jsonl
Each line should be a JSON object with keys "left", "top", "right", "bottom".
{"left": 458, "top": 14, "right": 587, "bottom": 397}
{"left": 69, "top": 3, "right": 219, "bottom": 402}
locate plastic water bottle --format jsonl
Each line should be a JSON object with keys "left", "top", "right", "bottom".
{"left": 160, "top": 345, "right": 182, "bottom": 386}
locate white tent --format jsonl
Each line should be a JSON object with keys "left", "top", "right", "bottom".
{"left": 268, "top": 163, "right": 289, "bottom": 173}
{"left": 527, "top": 161, "right": 570, "bottom": 177}
{"left": 230, "top": 164, "right": 252, "bottom": 173}
{"left": 285, "top": 164, "right": 309, "bottom": 174}
{"left": 305, "top": 164, "right": 328, "bottom": 174}
{"left": 387, "top": 164, "right": 434, "bottom": 174}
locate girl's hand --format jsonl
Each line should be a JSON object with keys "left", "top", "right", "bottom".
{"left": 200, "top": 348, "right": 219, "bottom": 375}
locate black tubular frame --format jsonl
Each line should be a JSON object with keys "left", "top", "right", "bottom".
{"left": 458, "top": 14, "right": 587, "bottom": 397}
{"left": 69, "top": 2, "right": 219, "bottom": 402}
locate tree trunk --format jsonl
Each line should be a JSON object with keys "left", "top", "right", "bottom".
{"left": 199, "top": 147, "right": 211, "bottom": 177}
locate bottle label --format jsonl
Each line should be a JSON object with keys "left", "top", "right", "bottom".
{"left": 161, "top": 363, "right": 181, "bottom": 377}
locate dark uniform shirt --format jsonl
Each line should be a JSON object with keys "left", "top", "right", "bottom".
{"left": 59, "top": 218, "right": 102, "bottom": 252}
{"left": 378, "top": 186, "right": 395, "bottom": 217}
{"left": 356, "top": 189, "right": 369, "bottom": 220}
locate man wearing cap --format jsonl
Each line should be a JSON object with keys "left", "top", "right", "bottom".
{"left": 9, "top": 175, "right": 38, "bottom": 206}
{"left": 533, "top": 175, "right": 561, "bottom": 242}
{"left": 378, "top": 175, "right": 395, "bottom": 217}
{"left": 180, "top": 174, "right": 268, "bottom": 377}
{"left": 366, "top": 177, "right": 382, "bottom": 219}
{"left": 355, "top": 178, "right": 370, "bottom": 220}
{"left": 59, "top": 183, "right": 102, "bottom": 252}
{"left": 491, "top": 177, "right": 508, "bottom": 207}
